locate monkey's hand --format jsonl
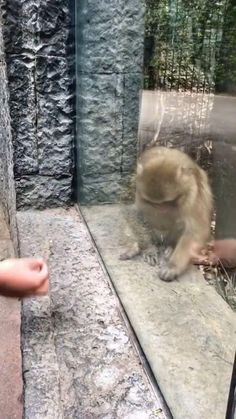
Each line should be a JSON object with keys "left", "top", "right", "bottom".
{"left": 159, "top": 263, "right": 180, "bottom": 282}
{"left": 159, "top": 236, "right": 195, "bottom": 281}
{"left": 143, "top": 246, "right": 160, "bottom": 266}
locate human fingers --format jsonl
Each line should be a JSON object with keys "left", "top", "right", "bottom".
{"left": 25, "top": 259, "right": 48, "bottom": 282}
{"left": 37, "top": 261, "right": 48, "bottom": 281}
{"left": 0, "top": 278, "right": 48, "bottom": 298}
{"left": 16, "top": 273, "right": 49, "bottom": 297}
{"left": 27, "top": 258, "right": 45, "bottom": 271}
{"left": 34, "top": 278, "right": 49, "bottom": 296}
{"left": 206, "top": 241, "right": 214, "bottom": 251}
{"left": 26, "top": 261, "right": 48, "bottom": 291}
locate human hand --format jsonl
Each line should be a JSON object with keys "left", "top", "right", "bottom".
{"left": 191, "top": 239, "right": 236, "bottom": 268}
{"left": 0, "top": 258, "right": 49, "bottom": 298}
{"left": 207, "top": 239, "right": 236, "bottom": 268}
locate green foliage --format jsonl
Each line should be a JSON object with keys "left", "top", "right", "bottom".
{"left": 215, "top": 1, "right": 236, "bottom": 93}
{"left": 144, "top": 0, "right": 236, "bottom": 93}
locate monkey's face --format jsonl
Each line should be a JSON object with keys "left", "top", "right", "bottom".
{"left": 136, "top": 157, "right": 193, "bottom": 210}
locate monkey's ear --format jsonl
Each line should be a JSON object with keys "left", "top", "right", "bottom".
{"left": 137, "top": 163, "right": 143, "bottom": 176}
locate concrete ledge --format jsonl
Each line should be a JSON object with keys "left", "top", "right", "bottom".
{"left": 0, "top": 208, "right": 23, "bottom": 419}
{"left": 82, "top": 204, "right": 236, "bottom": 419}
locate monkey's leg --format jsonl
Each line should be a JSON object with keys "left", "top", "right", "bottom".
{"left": 119, "top": 205, "right": 151, "bottom": 261}
{"left": 142, "top": 229, "right": 173, "bottom": 266}
{"left": 159, "top": 235, "right": 193, "bottom": 282}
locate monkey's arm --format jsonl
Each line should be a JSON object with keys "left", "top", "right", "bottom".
{"left": 159, "top": 234, "right": 195, "bottom": 281}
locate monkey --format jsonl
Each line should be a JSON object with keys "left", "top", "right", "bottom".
{"left": 120, "top": 146, "right": 213, "bottom": 282}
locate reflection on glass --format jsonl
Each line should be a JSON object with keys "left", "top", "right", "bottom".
{"left": 141, "top": 0, "right": 236, "bottom": 310}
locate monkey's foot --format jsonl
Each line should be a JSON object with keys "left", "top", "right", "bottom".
{"left": 119, "top": 251, "right": 134, "bottom": 261}
{"left": 143, "top": 246, "right": 172, "bottom": 267}
{"left": 159, "top": 264, "right": 179, "bottom": 282}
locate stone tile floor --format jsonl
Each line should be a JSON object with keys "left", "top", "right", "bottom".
{"left": 18, "top": 208, "right": 168, "bottom": 419}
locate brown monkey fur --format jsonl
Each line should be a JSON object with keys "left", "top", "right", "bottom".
{"left": 121, "top": 146, "right": 213, "bottom": 282}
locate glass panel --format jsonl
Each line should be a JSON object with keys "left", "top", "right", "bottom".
{"left": 142, "top": 0, "right": 236, "bottom": 308}
{"left": 80, "top": 1, "right": 236, "bottom": 418}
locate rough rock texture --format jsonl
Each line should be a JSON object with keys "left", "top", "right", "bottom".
{"left": 0, "top": 3, "right": 17, "bottom": 248}
{"left": 76, "top": 0, "right": 145, "bottom": 203}
{"left": 2, "top": 0, "right": 75, "bottom": 208}
{"left": 17, "top": 208, "right": 169, "bottom": 419}
{"left": 4, "top": 0, "right": 144, "bottom": 207}
{"left": 2, "top": 0, "right": 144, "bottom": 207}
{"left": 15, "top": 175, "right": 72, "bottom": 209}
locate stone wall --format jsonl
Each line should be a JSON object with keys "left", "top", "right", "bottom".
{"left": 2, "top": 0, "right": 144, "bottom": 208}
{"left": 2, "top": 0, "right": 75, "bottom": 209}
{"left": 76, "top": 0, "right": 145, "bottom": 204}
{"left": 0, "top": 2, "right": 17, "bottom": 248}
